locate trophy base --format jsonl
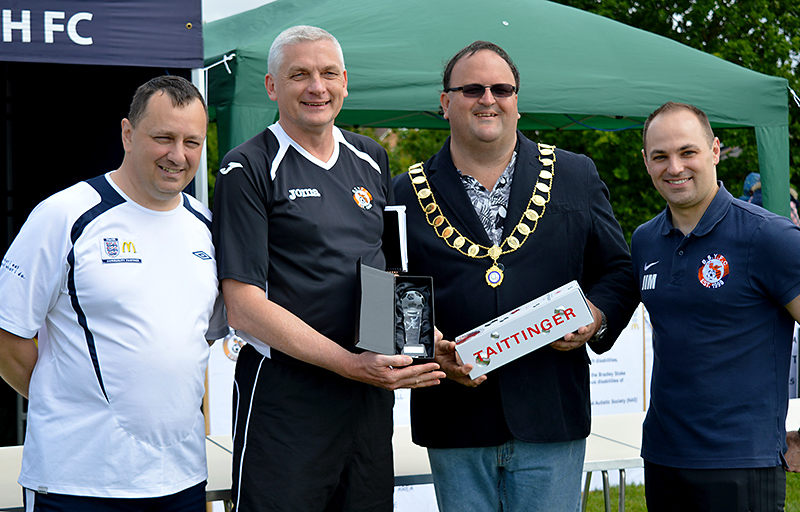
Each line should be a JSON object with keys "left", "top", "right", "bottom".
{"left": 402, "top": 344, "right": 426, "bottom": 356}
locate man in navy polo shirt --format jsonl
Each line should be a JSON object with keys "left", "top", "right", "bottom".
{"left": 632, "top": 101, "right": 800, "bottom": 511}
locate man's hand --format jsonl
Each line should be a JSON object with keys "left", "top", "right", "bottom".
{"left": 347, "top": 352, "right": 445, "bottom": 391}
{"left": 550, "top": 299, "right": 602, "bottom": 352}
{"left": 434, "top": 335, "right": 487, "bottom": 388}
{"left": 786, "top": 430, "right": 800, "bottom": 472}
{"left": 223, "top": 278, "right": 446, "bottom": 390}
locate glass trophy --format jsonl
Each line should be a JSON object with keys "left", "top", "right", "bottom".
{"left": 400, "top": 290, "right": 426, "bottom": 356}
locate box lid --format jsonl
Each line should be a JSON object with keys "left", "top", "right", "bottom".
{"left": 356, "top": 264, "right": 396, "bottom": 355}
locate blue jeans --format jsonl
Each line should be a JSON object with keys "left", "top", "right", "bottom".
{"left": 427, "top": 438, "right": 585, "bottom": 512}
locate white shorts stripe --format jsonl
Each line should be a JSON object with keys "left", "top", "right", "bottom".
{"left": 25, "top": 488, "right": 34, "bottom": 512}
{"left": 234, "top": 354, "right": 265, "bottom": 510}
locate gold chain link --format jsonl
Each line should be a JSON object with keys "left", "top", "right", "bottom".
{"left": 408, "top": 143, "right": 556, "bottom": 263}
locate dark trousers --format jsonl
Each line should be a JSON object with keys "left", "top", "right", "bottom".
{"left": 644, "top": 460, "right": 785, "bottom": 512}
{"left": 231, "top": 344, "right": 394, "bottom": 512}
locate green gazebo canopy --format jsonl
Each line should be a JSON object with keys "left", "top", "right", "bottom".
{"left": 204, "top": 0, "right": 790, "bottom": 215}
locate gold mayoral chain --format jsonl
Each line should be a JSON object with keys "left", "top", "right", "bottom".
{"left": 408, "top": 143, "right": 556, "bottom": 288}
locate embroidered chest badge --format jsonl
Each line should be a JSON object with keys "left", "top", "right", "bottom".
{"left": 352, "top": 186, "right": 374, "bottom": 210}
{"left": 100, "top": 237, "right": 142, "bottom": 264}
{"left": 698, "top": 254, "right": 729, "bottom": 289}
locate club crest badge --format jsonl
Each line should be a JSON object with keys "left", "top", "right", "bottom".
{"left": 103, "top": 238, "right": 120, "bottom": 257}
{"left": 352, "top": 186, "right": 373, "bottom": 210}
{"left": 698, "top": 254, "right": 729, "bottom": 289}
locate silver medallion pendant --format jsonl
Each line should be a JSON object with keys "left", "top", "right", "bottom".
{"left": 222, "top": 329, "right": 246, "bottom": 361}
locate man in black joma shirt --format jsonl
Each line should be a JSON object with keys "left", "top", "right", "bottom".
{"left": 212, "top": 25, "right": 443, "bottom": 512}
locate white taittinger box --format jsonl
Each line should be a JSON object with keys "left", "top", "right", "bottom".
{"left": 455, "top": 280, "right": 593, "bottom": 379}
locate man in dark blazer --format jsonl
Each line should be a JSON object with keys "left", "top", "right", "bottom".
{"left": 393, "top": 41, "right": 638, "bottom": 512}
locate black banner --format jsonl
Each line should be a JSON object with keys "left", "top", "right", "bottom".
{"left": 0, "top": 0, "right": 202, "bottom": 68}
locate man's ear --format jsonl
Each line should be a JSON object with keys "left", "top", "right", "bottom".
{"left": 440, "top": 92, "right": 450, "bottom": 120}
{"left": 121, "top": 118, "right": 133, "bottom": 152}
{"left": 711, "top": 137, "right": 721, "bottom": 165}
{"left": 265, "top": 74, "right": 277, "bottom": 101}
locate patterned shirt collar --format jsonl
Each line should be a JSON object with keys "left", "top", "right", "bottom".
{"left": 457, "top": 151, "right": 517, "bottom": 246}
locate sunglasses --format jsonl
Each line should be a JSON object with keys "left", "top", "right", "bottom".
{"left": 446, "top": 83, "right": 517, "bottom": 98}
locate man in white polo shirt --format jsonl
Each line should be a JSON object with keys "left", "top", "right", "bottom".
{"left": 0, "top": 75, "right": 226, "bottom": 511}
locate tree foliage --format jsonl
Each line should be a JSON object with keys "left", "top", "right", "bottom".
{"left": 354, "top": 127, "right": 450, "bottom": 177}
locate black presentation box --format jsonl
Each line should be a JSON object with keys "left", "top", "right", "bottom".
{"left": 356, "top": 264, "right": 435, "bottom": 361}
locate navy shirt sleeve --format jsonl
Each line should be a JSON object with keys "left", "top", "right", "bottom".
{"left": 749, "top": 212, "right": 800, "bottom": 307}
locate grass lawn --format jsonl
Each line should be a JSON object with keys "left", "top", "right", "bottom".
{"left": 583, "top": 472, "right": 800, "bottom": 511}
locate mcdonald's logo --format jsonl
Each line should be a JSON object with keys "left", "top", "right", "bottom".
{"left": 122, "top": 241, "right": 136, "bottom": 253}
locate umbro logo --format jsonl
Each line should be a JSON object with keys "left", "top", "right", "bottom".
{"left": 193, "top": 251, "right": 212, "bottom": 261}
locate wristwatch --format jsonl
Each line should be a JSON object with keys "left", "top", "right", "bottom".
{"left": 589, "top": 310, "right": 608, "bottom": 343}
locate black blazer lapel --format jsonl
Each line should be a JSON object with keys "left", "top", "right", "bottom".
{"left": 503, "top": 133, "right": 541, "bottom": 240}
{"left": 426, "top": 141, "right": 494, "bottom": 247}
